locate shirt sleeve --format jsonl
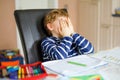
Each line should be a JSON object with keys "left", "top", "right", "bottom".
{"left": 72, "top": 33, "right": 94, "bottom": 54}
{"left": 41, "top": 36, "right": 73, "bottom": 60}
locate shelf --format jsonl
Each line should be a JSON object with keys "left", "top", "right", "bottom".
{"left": 112, "top": 14, "right": 120, "bottom": 17}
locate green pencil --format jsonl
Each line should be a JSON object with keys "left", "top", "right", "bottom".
{"left": 67, "top": 61, "right": 87, "bottom": 67}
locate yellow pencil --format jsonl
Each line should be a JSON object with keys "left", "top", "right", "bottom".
{"left": 22, "top": 68, "right": 25, "bottom": 78}
{"left": 18, "top": 67, "right": 21, "bottom": 79}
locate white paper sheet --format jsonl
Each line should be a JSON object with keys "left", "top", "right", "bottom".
{"left": 42, "top": 55, "right": 108, "bottom": 76}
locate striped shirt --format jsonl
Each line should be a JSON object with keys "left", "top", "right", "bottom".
{"left": 41, "top": 33, "right": 94, "bottom": 61}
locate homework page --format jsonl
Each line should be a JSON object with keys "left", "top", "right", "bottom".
{"left": 42, "top": 55, "right": 107, "bottom": 76}
{"left": 92, "top": 47, "right": 120, "bottom": 64}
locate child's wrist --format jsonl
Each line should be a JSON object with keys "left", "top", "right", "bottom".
{"left": 70, "top": 32, "right": 76, "bottom": 36}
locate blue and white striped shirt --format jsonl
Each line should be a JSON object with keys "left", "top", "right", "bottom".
{"left": 41, "top": 33, "right": 94, "bottom": 61}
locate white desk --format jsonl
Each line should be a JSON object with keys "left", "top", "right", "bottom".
{"left": 43, "top": 47, "right": 120, "bottom": 80}
{"left": 44, "top": 63, "right": 120, "bottom": 80}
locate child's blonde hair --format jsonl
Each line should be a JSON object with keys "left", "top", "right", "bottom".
{"left": 44, "top": 9, "right": 68, "bottom": 36}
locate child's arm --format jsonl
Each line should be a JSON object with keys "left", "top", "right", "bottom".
{"left": 72, "top": 33, "right": 94, "bottom": 54}
{"left": 41, "top": 36, "right": 73, "bottom": 60}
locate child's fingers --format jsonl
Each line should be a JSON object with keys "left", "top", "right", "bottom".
{"left": 68, "top": 18, "right": 72, "bottom": 27}
{"left": 65, "top": 19, "right": 69, "bottom": 27}
{"left": 64, "top": 21, "right": 68, "bottom": 28}
{"left": 59, "top": 19, "right": 68, "bottom": 30}
{"left": 58, "top": 20, "right": 62, "bottom": 34}
{"left": 67, "top": 18, "right": 74, "bottom": 34}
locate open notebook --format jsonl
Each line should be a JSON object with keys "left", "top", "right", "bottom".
{"left": 42, "top": 55, "right": 108, "bottom": 76}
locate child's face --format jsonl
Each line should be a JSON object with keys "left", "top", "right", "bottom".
{"left": 50, "top": 16, "right": 68, "bottom": 37}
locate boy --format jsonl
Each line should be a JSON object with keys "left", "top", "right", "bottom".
{"left": 41, "top": 9, "right": 94, "bottom": 61}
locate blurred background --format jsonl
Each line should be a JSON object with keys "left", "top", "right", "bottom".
{"left": 0, "top": 0, "right": 120, "bottom": 55}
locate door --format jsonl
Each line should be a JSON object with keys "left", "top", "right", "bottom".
{"left": 78, "top": 0, "right": 99, "bottom": 52}
{"left": 99, "top": 0, "right": 112, "bottom": 50}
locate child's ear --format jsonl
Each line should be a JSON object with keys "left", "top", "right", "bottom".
{"left": 47, "top": 23, "right": 53, "bottom": 31}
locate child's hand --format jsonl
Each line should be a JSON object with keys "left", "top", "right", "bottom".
{"left": 59, "top": 19, "right": 72, "bottom": 37}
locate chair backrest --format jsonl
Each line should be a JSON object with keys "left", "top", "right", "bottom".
{"left": 14, "top": 9, "right": 54, "bottom": 64}
{"left": 14, "top": 9, "right": 67, "bottom": 64}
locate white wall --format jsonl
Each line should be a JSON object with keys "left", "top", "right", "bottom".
{"left": 15, "top": 0, "right": 58, "bottom": 9}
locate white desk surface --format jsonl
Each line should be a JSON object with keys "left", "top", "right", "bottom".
{"left": 44, "top": 63, "right": 120, "bottom": 80}
{"left": 43, "top": 47, "right": 120, "bottom": 80}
